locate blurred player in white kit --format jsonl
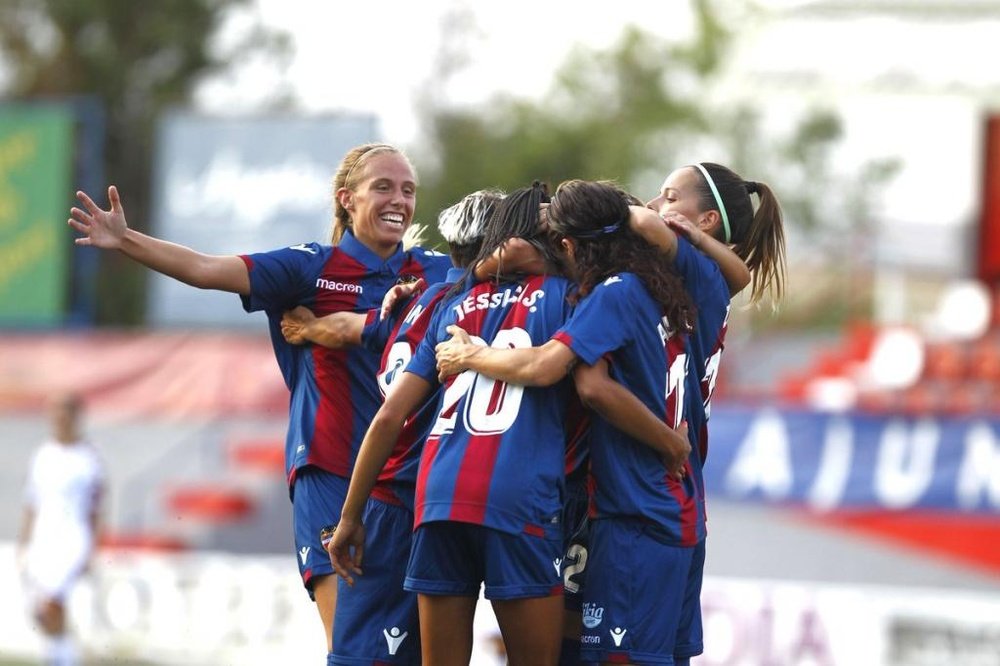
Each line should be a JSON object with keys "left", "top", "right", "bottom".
{"left": 17, "top": 392, "right": 104, "bottom": 666}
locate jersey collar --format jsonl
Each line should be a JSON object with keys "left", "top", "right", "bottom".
{"left": 339, "top": 229, "right": 406, "bottom": 273}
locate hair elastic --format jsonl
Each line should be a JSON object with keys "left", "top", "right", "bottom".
{"left": 694, "top": 163, "right": 731, "bottom": 243}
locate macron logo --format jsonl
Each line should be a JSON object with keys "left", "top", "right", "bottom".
{"left": 316, "top": 278, "right": 363, "bottom": 294}
{"left": 610, "top": 627, "right": 627, "bottom": 647}
{"left": 299, "top": 546, "right": 310, "bottom": 565}
{"left": 383, "top": 627, "right": 408, "bottom": 655}
{"left": 553, "top": 557, "right": 563, "bottom": 576}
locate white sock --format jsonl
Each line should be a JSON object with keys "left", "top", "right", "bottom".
{"left": 46, "top": 634, "right": 77, "bottom": 666}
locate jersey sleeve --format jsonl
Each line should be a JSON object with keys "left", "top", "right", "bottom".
{"left": 404, "top": 301, "right": 452, "bottom": 384}
{"left": 414, "top": 250, "right": 454, "bottom": 284}
{"left": 359, "top": 308, "right": 389, "bottom": 352}
{"left": 553, "top": 275, "right": 641, "bottom": 366}
{"left": 673, "top": 237, "right": 729, "bottom": 312}
{"left": 238, "top": 243, "right": 321, "bottom": 313}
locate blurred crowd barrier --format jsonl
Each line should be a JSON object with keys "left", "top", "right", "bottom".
{"left": 1, "top": 544, "right": 998, "bottom": 666}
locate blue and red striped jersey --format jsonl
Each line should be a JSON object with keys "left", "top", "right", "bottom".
{"left": 672, "top": 237, "right": 731, "bottom": 465}
{"left": 238, "top": 231, "right": 451, "bottom": 486}
{"left": 360, "top": 267, "right": 469, "bottom": 511}
{"left": 552, "top": 272, "right": 705, "bottom": 546}
{"left": 406, "top": 275, "right": 576, "bottom": 537}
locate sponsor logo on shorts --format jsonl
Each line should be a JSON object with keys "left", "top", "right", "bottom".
{"left": 298, "top": 546, "right": 310, "bottom": 564}
{"left": 316, "top": 278, "right": 363, "bottom": 294}
{"left": 383, "top": 627, "right": 408, "bottom": 655}
{"left": 610, "top": 627, "right": 627, "bottom": 647}
{"left": 582, "top": 602, "right": 604, "bottom": 629}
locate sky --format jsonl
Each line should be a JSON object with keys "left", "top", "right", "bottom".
{"left": 196, "top": 0, "right": 696, "bottom": 143}
{"left": 193, "top": 0, "right": 1000, "bottom": 271}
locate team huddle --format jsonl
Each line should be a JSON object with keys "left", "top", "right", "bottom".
{"left": 69, "top": 142, "right": 785, "bottom": 665}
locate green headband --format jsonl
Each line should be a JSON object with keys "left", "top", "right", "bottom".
{"left": 694, "top": 163, "right": 731, "bottom": 243}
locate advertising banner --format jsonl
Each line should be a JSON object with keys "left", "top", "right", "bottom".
{"left": 705, "top": 405, "right": 1000, "bottom": 513}
{"left": 0, "top": 106, "right": 73, "bottom": 325}
{"left": 148, "top": 113, "right": 379, "bottom": 328}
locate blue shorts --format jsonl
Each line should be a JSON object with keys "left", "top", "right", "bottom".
{"left": 579, "top": 518, "right": 703, "bottom": 664}
{"left": 674, "top": 539, "right": 705, "bottom": 659}
{"left": 561, "top": 480, "right": 591, "bottom": 612}
{"left": 405, "top": 521, "right": 563, "bottom": 600}
{"left": 291, "top": 466, "right": 348, "bottom": 596}
{"left": 331, "top": 497, "right": 420, "bottom": 665}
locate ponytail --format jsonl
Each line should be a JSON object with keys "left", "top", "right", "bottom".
{"left": 693, "top": 163, "right": 786, "bottom": 307}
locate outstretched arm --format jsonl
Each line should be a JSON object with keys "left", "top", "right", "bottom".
{"left": 573, "top": 359, "right": 690, "bottom": 480}
{"left": 69, "top": 186, "right": 250, "bottom": 294}
{"left": 281, "top": 306, "right": 365, "bottom": 348}
{"left": 435, "top": 326, "right": 577, "bottom": 386}
{"left": 328, "top": 372, "right": 432, "bottom": 585}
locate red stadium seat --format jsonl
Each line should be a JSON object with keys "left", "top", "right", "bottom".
{"left": 165, "top": 486, "right": 256, "bottom": 522}
{"left": 227, "top": 437, "right": 285, "bottom": 473}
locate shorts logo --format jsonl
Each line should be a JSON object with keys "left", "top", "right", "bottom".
{"left": 582, "top": 602, "right": 604, "bottom": 629}
{"left": 610, "top": 627, "right": 627, "bottom": 647}
{"left": 581, "top": 635, "right": 601, "bottom": 645}
{"left": 298, "top": 546, "right": 310, "bottom": 564}
{"left": 383, "top": 627, "right": 408, "bottom": 655}
{"left": 552, "top": 557, "right": 562, "bottom": 576}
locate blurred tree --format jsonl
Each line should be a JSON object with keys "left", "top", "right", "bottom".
{"left": 0, "top": 0, "right": 289, "bottom": 324}
{"left": 411, "top": 0, "right": 898, "bottom": 331}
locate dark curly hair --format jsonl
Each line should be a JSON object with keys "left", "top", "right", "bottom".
{"left": 446, "top": 181, "right": 561, "bottom": 299}
{"left": 548, "top": 179, "right": 695, "bottom": 332}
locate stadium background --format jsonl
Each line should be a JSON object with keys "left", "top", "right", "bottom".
{"left": 2, "top": 1, "right": 999, "bottom": 664}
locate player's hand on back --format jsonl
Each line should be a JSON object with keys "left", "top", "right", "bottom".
{"left": 380, "top": 278, "right": 426, "bottom": 321}
{"left": 280, "top": 306, "right": 315, "bottom": 345}
{"left": 662, "top": 420, "right": 691, "bottom": 482}
{"left": 69, "top": 186, "right": 129, "bottom": 250}
{"left": 434, "top": 325, "right": 476, "bottom": 381}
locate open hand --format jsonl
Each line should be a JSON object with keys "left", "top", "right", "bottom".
{"left": 380, "top": 278, "right": 426, "bottom": 321}
{"left": 69, "top": 186, "right": 129, "bottom": 250}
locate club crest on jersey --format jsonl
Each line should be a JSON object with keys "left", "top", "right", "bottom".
{"left": 289, "top": 244, "right": 317, "bottom": 254}
{"left": 582, "top": 602, "right": 604, "bottom": 629}
{"left": 315, "top": 278, "right": 363, "bottom": 294}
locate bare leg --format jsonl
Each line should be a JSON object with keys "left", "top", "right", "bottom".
{"left": 492, "top": 595, "right": 563, "bottom": 666}
{"left": 418, "top": 594, "right": 477, "bottom": 666}
{"left": 312, "top": 574, "right": 338, "bottom": 652}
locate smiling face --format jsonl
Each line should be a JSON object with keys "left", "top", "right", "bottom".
{"left": 337, "top": 152, "right": 416, "bottom": 258}
{"left": 645, "top": 166, "right": 720, "bottom": 235}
